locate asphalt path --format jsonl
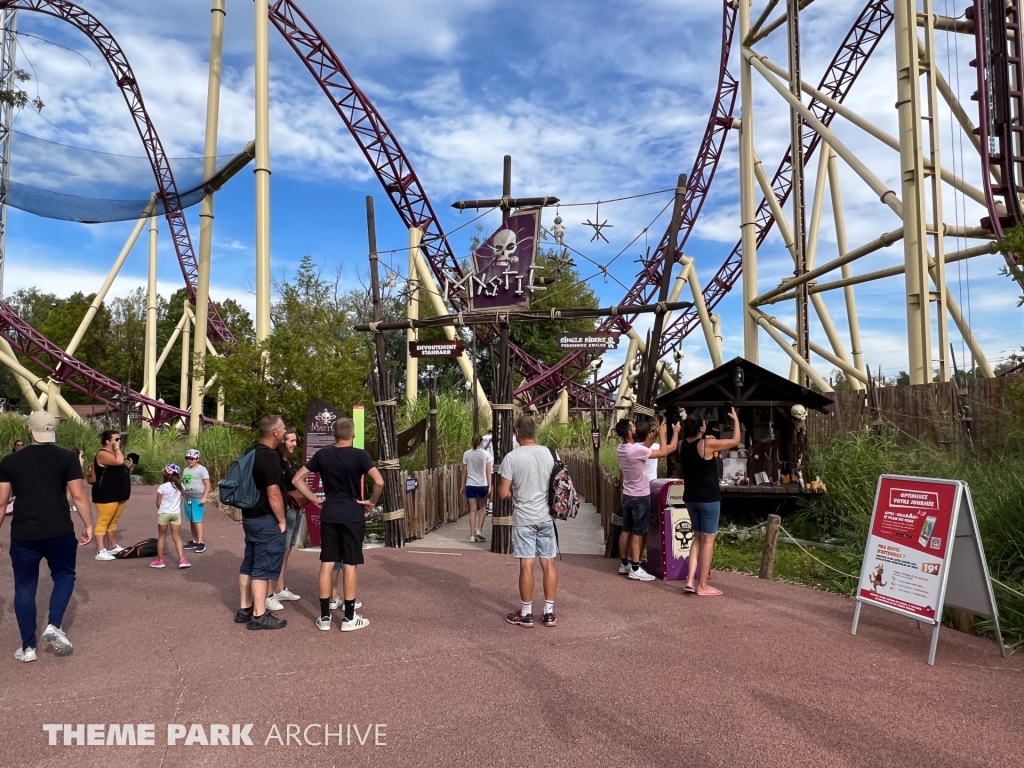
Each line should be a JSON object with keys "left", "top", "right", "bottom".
{"left": 1, "top": 486, "right": 1020, "bottom": 767}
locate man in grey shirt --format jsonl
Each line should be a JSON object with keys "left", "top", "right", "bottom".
{"left": 499, "top": 414, "right": 558, "bottom": 629}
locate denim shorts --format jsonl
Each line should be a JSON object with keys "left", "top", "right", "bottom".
{"left": 285, "top": 507, "right": 303, "bottom": 549}
{"left": 512, "top": 521, "right": 558, "bottom": 559}
{"left": 621, "top": 494, "right": 651, "bottom": 536}
{"left": 239, "top": 514, "right": 286, "bottom": 580}
{"left": 688, "top": 501, "right": 721, "bottom": 535}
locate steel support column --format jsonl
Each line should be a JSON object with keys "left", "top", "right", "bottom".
{"left": 190, "top": 0, "right": 226, "bottom": 435}
{"left": 740, "top": 0, "right": 759, "bottom": 362}
{"left": 254, "top": 0, "right": 272, "bottom": 342}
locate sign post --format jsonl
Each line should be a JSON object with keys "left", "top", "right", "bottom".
{"left": 851, "top": 475, "right": 1006, "bottom": 665}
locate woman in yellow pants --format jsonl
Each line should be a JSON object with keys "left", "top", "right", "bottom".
{"left": 92, "top": 430, "right": 134, "bottom": 561}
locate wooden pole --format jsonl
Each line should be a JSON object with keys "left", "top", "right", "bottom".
{"left": 591, "top": 365, "right": 602, "bottom": 514}
{"left": 759, "top": 514, "right": 782, "bottom": 579}
{"left": 489, "top": 322, "right": 514, "bottom": 555}
{"left": 367, "top": 196, "right": 405, "bottom": 548}
{"left": 428, "top": 372, "right": 438, "bottom": 470}
{"left": 635, "top": 173, "right": 687, "bottom": 425}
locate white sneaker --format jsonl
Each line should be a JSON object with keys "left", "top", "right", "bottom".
{"left": 108, "top": 544, "right": 125, "bottom": 555}
{"left": 95, "top": 550, "right": 116, "bottom": 561}
{"left": 14, "top": 646, "right": 37, "bottom": 663}
{"left": 617, "top": 563, "right": 631, "bottom": 575}
{"left": 315, "top": 616, "right": 331, "bottom": 631}
{"left": 330, "top": 599, "right": 362, "bottom": 610}
{"left": 265, "top": 595, "right": 284, "bottom": 612}
{"left": 340, "top": 614, "right": 370, "bottom": 632}
{"left": 276, "top": 588, "right": 301, "bottom": 601}
{"left": 628, "top": 566, "right": 656, "bottom": 582}
{"left": 42, "top": 624, "right": 73, "bottom": 656}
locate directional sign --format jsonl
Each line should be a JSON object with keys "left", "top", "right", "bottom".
{"left": 409, "top": 340, "right": 465, "bottom": 358}
{"left": 557, "top": 332, "right": 620, "bottom": 351}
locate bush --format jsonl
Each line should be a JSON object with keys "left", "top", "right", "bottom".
{"left": 803, "top": 429, "right": 1024, "bottom": 648}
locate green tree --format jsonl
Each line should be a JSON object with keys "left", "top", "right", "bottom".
{"left": 995, "top": 224, "right": 1024, "bottom": 307}
{"left": 205, "top": 256, "right": 371, "bottom": 432}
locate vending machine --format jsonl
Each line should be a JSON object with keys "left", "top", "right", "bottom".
{"left": 646, "top": 478, "right": 692, "bottom": 580}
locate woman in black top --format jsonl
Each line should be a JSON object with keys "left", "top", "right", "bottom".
{"left": 92, "top": 430, "right": 133, "bottom": 561}
{"left": 681, "top": 407, "right": 740, "bottom": 596}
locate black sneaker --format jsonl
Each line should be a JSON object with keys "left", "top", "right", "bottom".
{"left": 194, "top": 543, "right": 207, "bottom": 553}
{"left": 234, "top": 606, "right": 254, "bottom": 624}
{"left": 505, "top": 610, "right": 534, "bottom": 628}
{"left": 542, "top": 612, "right": 557, "bottom": 627}
{"left": 247, "top": 612, "right": 287, "bottom": 631}
{"left": 182, "top": 540, "right": 198, "bottom": 550}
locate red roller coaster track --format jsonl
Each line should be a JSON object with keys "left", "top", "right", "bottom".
{"left": 0, "top": 0, "right": 232, "bottom": 424}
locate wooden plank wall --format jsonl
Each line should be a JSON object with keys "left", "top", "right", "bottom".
{"left": 401, "top": 464, "right": 470, "bottom": 541}
{"left": 563, "top": 452, "right": 621, "bottom": 544}
{"left": 806, "top": 378, "right": 1021, "bottom": 449}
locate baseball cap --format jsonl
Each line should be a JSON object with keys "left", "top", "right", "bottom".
{"left": 164, "top": 463, "right": 181, "bottom": 475}
{"left": 185, "top": 449, "right": 201, "bottom": 460}
{"left": 27, "top": 410, "right": 57, "bottom": 443}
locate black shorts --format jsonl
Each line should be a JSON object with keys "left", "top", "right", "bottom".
{"left": 319, "top": 521, "right": 365, "bottom": 566}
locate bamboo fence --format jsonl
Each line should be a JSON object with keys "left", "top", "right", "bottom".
{"left": 562, "top": 451, "right": 621, "bottom": 546}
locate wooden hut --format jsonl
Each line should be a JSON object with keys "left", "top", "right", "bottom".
{"left": 654, "top": 357, "right": 833, "bottom": 516}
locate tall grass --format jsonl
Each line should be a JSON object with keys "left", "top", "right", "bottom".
{"left": 803, "top": 428, "right": 1024, "bottom": 647}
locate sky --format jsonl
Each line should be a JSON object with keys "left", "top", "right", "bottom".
{"left": 4, "top": 0, "right": 1022, "bottom": 388}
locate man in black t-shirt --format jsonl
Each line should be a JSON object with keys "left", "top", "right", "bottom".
{"left": 235, "top": 415, "right": 288, "bottom": 631}
{"left": 293, "top": 417, "right": 382, "bottom": 633}
{"left": 0, "top": 411, "right": 92, "bottom": 662}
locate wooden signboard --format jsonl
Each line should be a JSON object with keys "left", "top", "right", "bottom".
{"left": 409, "top": 340, "right": 465, "bottom": 358}
{"left": 557, "top": 332, "right": 621, "bottom": 351}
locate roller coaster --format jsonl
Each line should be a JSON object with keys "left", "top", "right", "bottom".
{"left": 0, "top": 0, "right": 1019, "bottom": 424}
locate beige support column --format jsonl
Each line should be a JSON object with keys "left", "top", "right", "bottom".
{"left": 149, "top": 311, "right": 190, "bottom": 388}
{"left": 216, "top": 388, "right": 225, "bottom": 422}
{"left": 180, "top": 300, "right": 191, "bottom": 412}
{"left": 711, "top": 314, "right": 724, "bottom": 361}
{"left": 826, "top": 148, "right": 867, "bottom": 384}
{"left": 190, "top": 0, "right": 226, "bottom": 436}
{"left": 406, "top": 227, "right": 422, "bottom": 406}
{"left": 65, "top": 200, "right": 154, "bottom": 360}
{"left": 788, "top": 344, "right": 800, "bottom": 383}
{"left": 681, "top": 256, "right": 723, "bottom": 367}
{"left": 0, "top": 337, "right": 41, "bottom": 410}
{"left": 893, "top": 0, "right": 932, "bottom": 383}
{"left": 0, "top": 345, "right": 78, "bottom": 420}
{"left": 46, "top": 379, "right": 60, "bottom": 417}
{"left": 739, "top": 0, "right": 759, "bottom": 362}
{"left": 613, "top": 335, "right": 639, "bottom": 423}
{"left": 254, "top": 0, "right": 271, "bottom": 342}
{"left": 412, "top": 250, "right": 489, "bottom": 418}
{"left": 143, "top": 214, "right": 158, "bottom": 421}
{"left": 556, "top": 388, "right": 569, "bottom": 424}
{"left": 753, "top": 312, "right": 833, "bottom": 392}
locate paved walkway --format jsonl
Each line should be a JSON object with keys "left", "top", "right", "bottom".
{"left": 1, "top": 487, "right": 1021, "bottom": 767}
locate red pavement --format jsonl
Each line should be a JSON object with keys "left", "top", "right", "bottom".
{"left": 0, "top": 487, "right": 1021, "bottom": 768}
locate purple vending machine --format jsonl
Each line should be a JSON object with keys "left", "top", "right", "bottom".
{"left": 647, "top": 479, "right": 692, "bottom": 580}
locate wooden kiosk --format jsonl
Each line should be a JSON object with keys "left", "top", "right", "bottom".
{"left": 654, "top": 357, "right": 833, "bottom": 517}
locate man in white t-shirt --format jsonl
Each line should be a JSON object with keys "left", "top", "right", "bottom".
{"left": 614, "top": 418, "right": 680, "bottom": 581}
{"left": 499, "top": 415, "right": 558, "bottom": 629}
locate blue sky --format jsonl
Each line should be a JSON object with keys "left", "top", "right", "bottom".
{"left": 4, "top": 0, "right": 1021, "bottom": 384}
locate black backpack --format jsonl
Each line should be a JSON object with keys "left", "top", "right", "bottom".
{"left": 114, "top": 538, "right": 158, "bottom": 559}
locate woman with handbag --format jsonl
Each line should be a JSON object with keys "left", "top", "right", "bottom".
{"left": 90, "top": 430, "right": 133, "bottom": 561}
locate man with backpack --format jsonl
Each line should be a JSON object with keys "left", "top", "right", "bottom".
{"left": 499, "top": 414, "right": 559, "bottom": 629}
{"left": 231, "top": 415, "right": 288, "bottom": 630}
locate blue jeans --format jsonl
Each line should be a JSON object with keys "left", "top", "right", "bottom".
{"left": 285, "top": 508, "right": 303, "bottom": 549}
{"left": 10, "top": 534, "right": 78, "bottom": 650}
{"left": 688, "top": 501, "right": 721, "bottom": 535}
{"left": 512, "top": 521, "right": 558, "bottom": 559}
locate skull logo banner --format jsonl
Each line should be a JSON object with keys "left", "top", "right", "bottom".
{"left": 468, "top": 207, "right": 542, "bottom": 310}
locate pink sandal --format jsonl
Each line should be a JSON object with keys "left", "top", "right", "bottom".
{"left": 696, "top": 587, "right": 723, "bottom": 597}
{"left": 683, "top": 585, "right": 696, "bottom": 594}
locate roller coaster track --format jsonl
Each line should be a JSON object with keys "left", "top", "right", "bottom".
{"left": 595, "top": 0, "right": 896, "bottom": 393}
{"left": 970, "top": 0, "right": 1024, "bottom": 291}
{"left": 0, "top": 0, "right": 229, "bottom": 423}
